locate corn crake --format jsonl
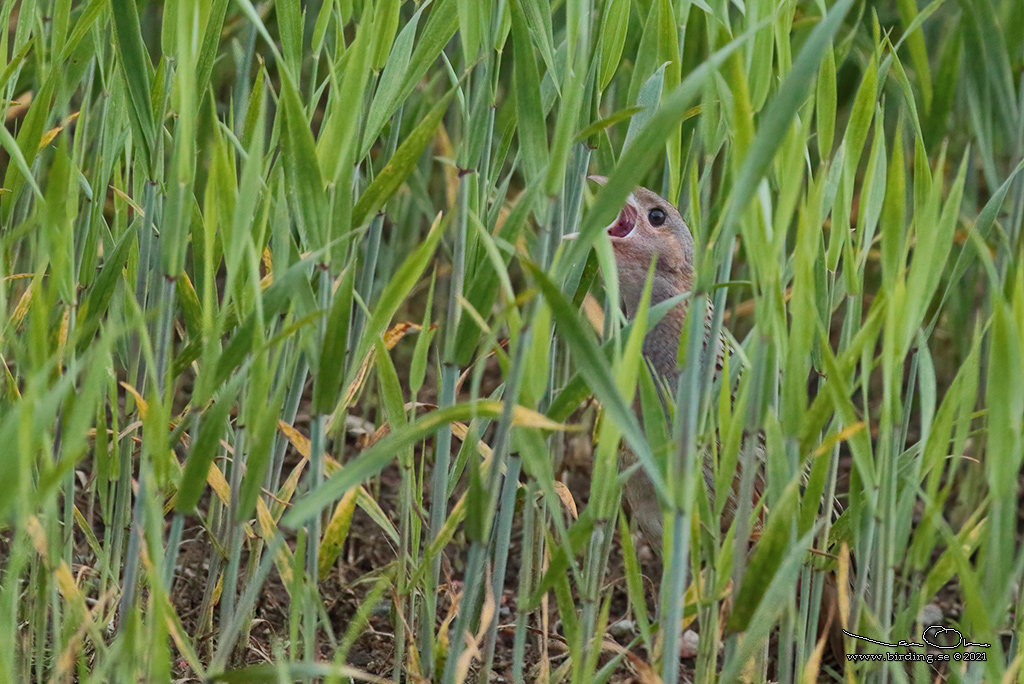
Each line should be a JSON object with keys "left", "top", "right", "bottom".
{"left": 568, "top": 176, "right": 847, "bottom": 665}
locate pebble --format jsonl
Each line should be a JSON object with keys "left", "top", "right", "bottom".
{"left": 680, "top": 629, "right": 699, "bottom": 659}
{"left": 917, "top": 603, "right": 943, "bottom": 626}
{"left": 608, "top": 619, "right": 636, "bottom": 639}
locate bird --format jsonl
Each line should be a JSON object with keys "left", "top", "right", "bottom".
{"left": 582, "top": 176, "right": 847, "bottom": 664}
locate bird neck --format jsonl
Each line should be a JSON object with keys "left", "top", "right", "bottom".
{"left": 625, "top": 274, "right": 691, "bottom": 387}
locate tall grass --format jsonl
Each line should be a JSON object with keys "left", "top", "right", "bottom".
{"left": 0, "top": 0, "right": 1022, "bottom": 682}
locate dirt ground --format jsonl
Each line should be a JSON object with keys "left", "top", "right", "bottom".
{"left": 159, "top": 419, "right": 972, "bottom": 684}
{"left": 167, "top": 456, "right": 681, "bottom": 683}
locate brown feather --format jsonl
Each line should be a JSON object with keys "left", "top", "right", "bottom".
{"left": 603, "top": 182, "right": 848, "bottom": 664}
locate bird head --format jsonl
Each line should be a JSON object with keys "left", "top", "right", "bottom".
{"left": 590, "top": 177, "right": 695, "bottom": 316}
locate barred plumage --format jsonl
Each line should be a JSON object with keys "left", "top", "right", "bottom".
{"left": 593, "top": 178, "right": 846, "bottom": 662}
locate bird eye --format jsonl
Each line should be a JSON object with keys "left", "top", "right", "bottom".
{"left": 648, "top": 208, "right": 667, "bottom": 226}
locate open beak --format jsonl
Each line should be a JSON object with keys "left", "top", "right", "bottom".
{"left": 607, "top": 194, "right": 639, "bottom": 239}
{"left": 563, "top": 176, "right": 636, "bottom": 241}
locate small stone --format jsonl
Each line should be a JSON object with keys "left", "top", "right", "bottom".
{"left": 345, "top": 414, "right": 376, "bottom": 438}
{"left": 636, "top": 541, "right": 655, "bottom": 563}
{"left": 608, "top": 619, "right": 637, "bottom": 639}
{"left": 917, "top": 603, "right": 943, "bottom": 626}
{"left": 680, "top": 629, "right": 699, "bottom": 659}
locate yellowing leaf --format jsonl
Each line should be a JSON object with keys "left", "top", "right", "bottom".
{"left": 57, "top": 307, "right": 69, "bottom": 369}
{"left": 38, "top": 112, "right": 79, "bottom": 150}
{"left": 582, "top": 293, "right": 605, "bottom": 334}
{"left": 210, "top": 572, "right": 223, "bottom": 608}
{"left": 53, "top": 561, "right": 86, "bottom": 612}
{"left": 506, "top": 403, "right": 581, "bottom": 432}
{"left": 119, "top": 381, "right": 149, "bottom": 419}
{"left": 206, "top": 462, "right": 231, "bottom": 506}
{"left": 25, "top": 515, "right": 48, "bottom": 559}
{"left": 318, "top": 488, "right": 359, "bottom": 580}
{"left": 261, "top": 247, "right": 273, "bottom": 281}
{"left": 111, "top": 186, "right": 144, "bottom": 216}
{"left": 10, "top": 285, "right": 32, "bottom": 328}
{"left": 802, "top": 617, "right": 829, "bottom": 683}
{"left": 813, "top": 421, "right": 865, "bottom": 458}
{"left": 450, "top": 421, "right": 493, "bottom": 460}
{"left": 256, "top": 498, "right": 295, "bottom": 592}
{"left": 278, "top": 420, "right": 311, "bottom": 458}
{"left": 274, "top": 456, "right": 309, "bottom": 515}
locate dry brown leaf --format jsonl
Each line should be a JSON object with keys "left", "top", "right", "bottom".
{"left": 384, "top": 321, "right": 420, "bottom": 348}
{"left": 553, "top": 481, "right": 579, "bottom": 519}
{"left": 454, "top": 567, "right": 496, "bottom": 683}
{"left": 838, "top": 542, "right": 851, "bottom": 631}
{"left": 362, "top": 401, "right": 437, "bottom": 448}
{"left": 598, "top": 638, "right": 661, "bottom": 684}
{"left": 801, "top": 607, "right": 830, "bottom": 684}
{"left": 506, "top": 403, "right": 581, "bottom": 432}
{"left": 53, "top": 584, "right": 115, "bottom": 681}
{"left": 449, "top": 421, "right": 493, "bottom": 460}
{"left": 340, "top": 322, "right": 421, "bottom": 409}
{"left": 434, "top": 581, "right": 461, "bottom": 660}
